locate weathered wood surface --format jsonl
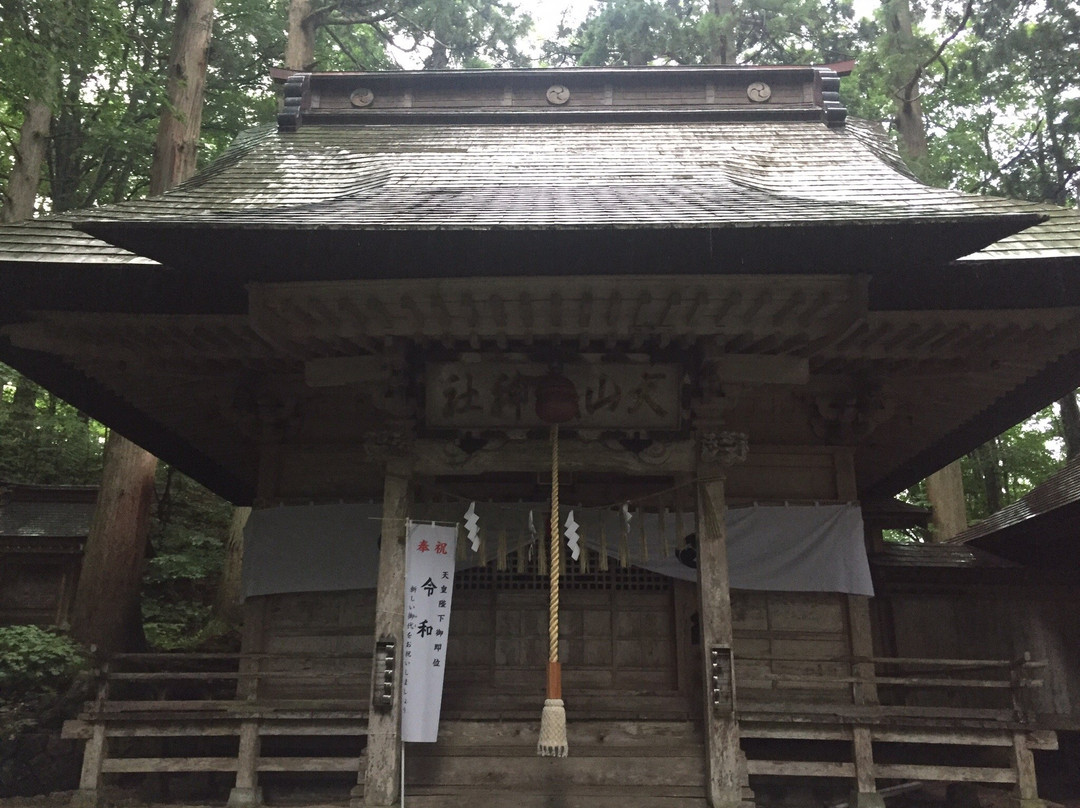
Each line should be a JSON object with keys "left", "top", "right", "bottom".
{"left": 1012, "top": 730, "right": 1039, "bottom": 800}
{"left": 399, "top": 787, "right": 710, "bottom": 808}
{"left": 874, "top": 764, "right": 1018, "bottom": 784}
{"left": 852, "top": 726, "right": 876, "bottom": 794}
{"left": 270, "top": 442, "right": 856, "bottom": 502}
{"left": 363, "top": 459, "right": 410, "bottom": 806}
{"left": 247, "top": 275, "right": 867, "bottom": 346}
{"left": 696, "top": 453, "right": 743, "bottom": 808}
{"left": 883, "top": 589, "right": 1080, "bottom": 719}
{"left": 395, "top": 717, "right": 724, "bottom": 808}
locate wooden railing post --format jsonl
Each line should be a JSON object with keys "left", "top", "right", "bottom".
{"left": 70, "top": 664, "right": 110, "bottom": 808}
{"left": 1012, "top": 731, "right": 1044, "bottom": 808}
{"left": 229, "top": 720, "right": 262, "bottom": 808}
{"left": 70, "top": 723, "right": 106, "bottom": 808}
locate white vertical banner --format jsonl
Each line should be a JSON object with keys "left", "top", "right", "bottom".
{"left": 402, "top": 521, "right": 458, "bottom": 743}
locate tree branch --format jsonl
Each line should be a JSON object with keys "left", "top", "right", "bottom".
{"left": 325, "top": 26, "right": 365, "bottom": 69}
{"left": 897, "top": 0, "right": 973, "bottom": 103}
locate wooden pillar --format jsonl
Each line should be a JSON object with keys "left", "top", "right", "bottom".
{"left": 696, "top": 431, "right": 746, "bottom": 808}
{"left": 926, "top": 461, "right": 967, "bottom": 541}
{"left": 847, "top": 596, "right": 878, "bottom": 707}
{"left": 847, "top": 595, "right": 883, "bottom": 807}
{"left": 362, "top": 456, "right": 412, "bottom": 807}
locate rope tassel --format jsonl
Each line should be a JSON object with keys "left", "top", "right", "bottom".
{"left": 538, "top": 424, "right": 569, "bottom": 758}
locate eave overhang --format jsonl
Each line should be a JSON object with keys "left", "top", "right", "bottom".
{"left": 76, "top": 215, "right": 1043, "bottom": 284}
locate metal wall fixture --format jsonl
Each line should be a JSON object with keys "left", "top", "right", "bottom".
{"left": 710, "top": 645, "right": 735, "bottom": 713}
{"left": 373, "top": 636, "right": 397, "bottom": 710}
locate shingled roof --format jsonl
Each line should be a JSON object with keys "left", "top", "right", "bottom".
{"left": 67, "top": 116, "right": 1048, "bottom": 277}
{"left": 0, "top": 482, "right": 97, "bottom": 538}
{"left": 946, "top": 461, "right": 1080, "bottom": 568}
{"left": 1, "top": 66, "right": 1079, "bottom": 502}
{"left": 0, "top": 66, "right": 1064, "bottom": 276}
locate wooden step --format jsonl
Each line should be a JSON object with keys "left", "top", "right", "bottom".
{"left": 401, "top": 785, "right": 709, "bottom": 808}
{"left": 403, "top": 753, "right": 705, "bottom": 789}
{"left": 441, "top": 694, "right": 694, "bottom": 721}
{"left": 428, "top": 719, "right": 704, "bottom": 749}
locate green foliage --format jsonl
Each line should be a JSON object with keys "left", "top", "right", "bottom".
{"left": 544, "top": 0, "right": 869, "bottom": 67}
{"left": 892, "top": 408, "right": 1064, "bottom": 542}
{"left": 142, "top": 602, "right": 231, "bottom": 651}
{"left": 1, "top": 360, "right": 233, "bottom": 652}
{"left": 844, "top": 0, "right": 1080, "bottom": 204}
{"left": 962, "top": 408, "right": 1063, "bottom": 522}
{"left": 141, "top": 467, "right": 233, "bottom": 651}
{"left": 0, "top": 364, "right": 105, "bottom": 484}
{"left": 0, "top": 626, "right": 87, "bottom": 701}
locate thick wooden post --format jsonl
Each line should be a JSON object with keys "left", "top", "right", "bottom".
{"left": 362, "top": 457, "right": 412, "bottom": 807}
{"left": 696, "top": 431, "right": 747, "bottom": 808}
{"left": 847, "top": 595, "right": 883, "bottom": 808}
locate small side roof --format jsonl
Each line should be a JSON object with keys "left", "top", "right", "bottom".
{"left": 0, "top": 481, "right": 98, "bottom": 538}
{"left": 948, "top": 461, "right": 1080, "bottom": 568}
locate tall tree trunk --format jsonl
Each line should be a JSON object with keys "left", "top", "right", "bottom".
{"left": 0, "top": 99, "right": 52, "bottom": 222}
{"left": 882, "top": 0, "right": 929, "bottom": 178}
{"left": 708, "top": 0, "right": 736, "bottom": 64}
{"left": 149, "top": 0, "right": 215, "bottom": 195}
{"left": 1058, "top": 392, "right": 1080, "bottom": 464}
{"left": 71, "top": 432, "right": 158, "bottom": 654}
{"left": 214, "top": 506, "right": 250, "bottom": 626}
{"left": 882, "top": 0, "right": 967, "bottom": 530}
{"left": 972, "top": 439, "right": 1003, "bottom": 514}
{"left": 286, "top": 0, "right": 318, "bottom": 71}
{"left": 71, "top": 0, "right": 216, "bottom": 657}
{"left": 926, "top": 462, "right": 967, "bottom": 541}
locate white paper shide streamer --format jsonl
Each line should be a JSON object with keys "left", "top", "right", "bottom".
{"left": 564, "top": 509, "right": 580, "bottom": 561}
{"left": 464, "top": 501, "right": 480, "bottom": 552}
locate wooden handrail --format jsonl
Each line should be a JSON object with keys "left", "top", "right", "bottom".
{"left": 110, "top": 651, "right": 373, "bottom": 662}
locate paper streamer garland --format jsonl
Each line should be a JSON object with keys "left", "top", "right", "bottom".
{"left": 564, "top": 510, "right": 580, "bottom": 561}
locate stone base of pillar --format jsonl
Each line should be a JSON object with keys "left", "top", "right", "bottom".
{"left": 849, "top": 790, "right": 886, "bottom": 808}
{"left": 1013, "top": 799, "right": 1048, "bottom": 808}
{"left": 349, "top": 782, "right": 364, "bottom": 808}
{"left": 69, "top": 789, "right": 101, "bottom": 808}
{"left": 226, "top": 786, "right": 262, "bottom": 808}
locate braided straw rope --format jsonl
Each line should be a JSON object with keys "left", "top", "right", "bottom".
{"left": 539, "top": 423, "right": 568, "bottom": 757}
{"left": 548, "top": 424, "right": 560, "bottom": 664}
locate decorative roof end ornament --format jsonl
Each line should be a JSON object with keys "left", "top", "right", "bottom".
{"left": 278, "top": 73, "right": 312, "bottom": 133}
{"left": 813, "top": 68, "right": 847, "bottom": 128}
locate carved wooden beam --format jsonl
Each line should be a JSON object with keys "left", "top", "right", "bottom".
{"left": 412, "top": 436, "right": 694, "bottom": 476}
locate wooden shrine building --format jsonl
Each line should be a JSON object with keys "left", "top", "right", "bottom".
{"left": 2, "top": 65, "right": 1080, "bottom": 808}
{"left": 0, "top": 481, "right": 93, "bottom": 627}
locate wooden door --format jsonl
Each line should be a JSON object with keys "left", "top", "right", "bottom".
{"left": 443, "top": 555, "right": 683, "bottom": 717}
